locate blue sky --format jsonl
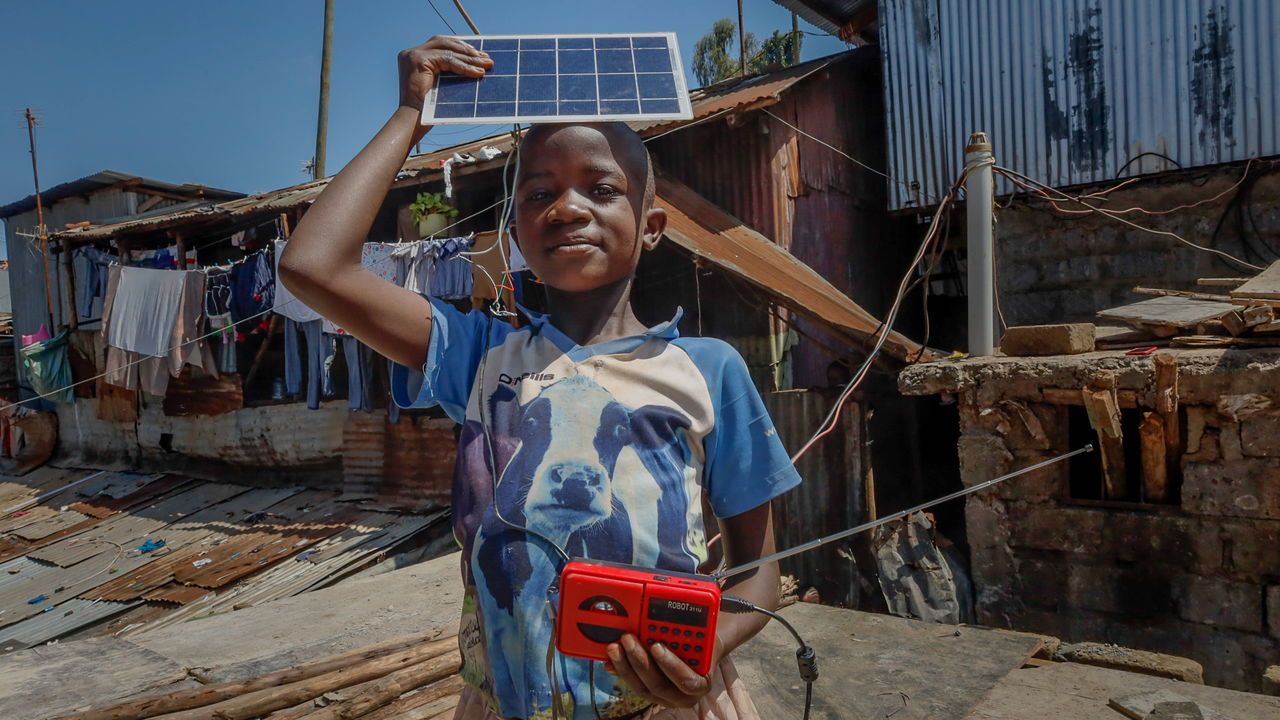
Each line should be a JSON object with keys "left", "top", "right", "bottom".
{"left": 0, "top": 1, "right": 845, "bottom": 208}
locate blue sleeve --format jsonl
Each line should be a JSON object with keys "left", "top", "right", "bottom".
{"left": 676, "top": 339, "right": 802, "bottom": 518}
{"left": 391, "top": 297, "right": 507, "bottom": 424}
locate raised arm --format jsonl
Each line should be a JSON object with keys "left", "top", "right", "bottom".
{"left": 278, "top": 36, "right": 491, "bottom": 368}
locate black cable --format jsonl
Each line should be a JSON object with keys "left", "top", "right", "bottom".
{"left": 721, "top": 596, "right": 817, "bottom": 720}
{"left": 1116, "top": 151, "right": 1182, "bottom": 178}
{"left": 426, "top": 0, "right": 459, "bottom": 34}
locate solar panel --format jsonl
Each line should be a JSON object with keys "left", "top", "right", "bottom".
{"left": 420, "top": 33, "right": 694, "bottom": 125}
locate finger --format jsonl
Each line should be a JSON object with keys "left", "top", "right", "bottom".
{"left": 430, "top": 35, "right": 488, "bottom": 58}
{"left": 607, "top": 643, "right": 657, "bottom": 703}
{"left": 621, "top": 635, "right": 679, "bottom": 699}
{"left": 650, "top": 642, "right": 710, "bottom": 697}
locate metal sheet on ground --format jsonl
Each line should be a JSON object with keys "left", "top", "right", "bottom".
{"left": 965, "top": 662, "right": 1280, "bottom": 720}
{"left": 11, "top": 509, "right": 89, "bottom": 540}
{"left": 1097, "top": 297, "right": 1239, "bottom": 329}
{"left": 733, "top": 603, "right": 1041, "bottom": 720}
{"left": 29, "top": 482, "right": 248, "bottom": 567}
{"left": 0, "top": 598, "right": 141, "bottom": 648}
{"left": 0, "top": 636, "right": 193, "bottom": 720}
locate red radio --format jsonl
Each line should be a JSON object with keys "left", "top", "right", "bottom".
{"left": 555, "top": 560, "right": 720, "bottom": 676}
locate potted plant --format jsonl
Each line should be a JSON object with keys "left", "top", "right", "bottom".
{"left": 410, "top": 192, "right": 459, "bottom": 238}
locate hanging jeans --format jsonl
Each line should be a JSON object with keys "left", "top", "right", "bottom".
{"left": 341, "top": 335, "right": 374, "bottom": 413}
{"left": 285, "top": 319, "right": 335, "bottom": 410}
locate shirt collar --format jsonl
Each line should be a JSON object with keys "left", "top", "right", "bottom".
{"left": 517, "top": 304, "right": 684, "bottom": 354}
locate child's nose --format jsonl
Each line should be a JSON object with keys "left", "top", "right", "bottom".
{"left": 546, "top": 191, "right": 591, "bottom": 224}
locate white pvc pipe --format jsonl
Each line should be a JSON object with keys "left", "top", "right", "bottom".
{"left": 965, "top": 132, "right": 996, "bottom": 356}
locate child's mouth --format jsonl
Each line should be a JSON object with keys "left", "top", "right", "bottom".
{"left": 548, "top": 238, "right": 600, "bottom": 255}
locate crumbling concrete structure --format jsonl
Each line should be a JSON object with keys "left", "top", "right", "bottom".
{"left": 900, "top": 348, "right": 1280, "bottom": 691}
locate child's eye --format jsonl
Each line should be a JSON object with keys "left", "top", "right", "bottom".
{"left": 591, "top": 185, "right": 620, "bottom": 198}
{"left": 525, "top": 189, "right": 552, "bottom": 202}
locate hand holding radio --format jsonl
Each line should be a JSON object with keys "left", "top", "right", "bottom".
{"left": 604, "top": 633, "right": 717, "bottom": 709}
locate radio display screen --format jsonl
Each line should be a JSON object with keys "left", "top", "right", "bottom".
{"left": 648, "top": 597, "right": 709, "bottom": 627}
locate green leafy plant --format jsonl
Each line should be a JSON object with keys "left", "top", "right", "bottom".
{"left": 409, "top": 192, "right": 459, "bottom": 223}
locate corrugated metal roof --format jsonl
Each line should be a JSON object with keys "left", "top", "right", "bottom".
{"left": 655, "top": 173, "right": 928, "bottom": 361}
{"left": 0, "top": 170, "right": 242, "bottom": 220}
{"left": 0, "top": 598, "right": 141, "bottom": 649}
{"left": 880, "top": 0, "right": 1280, "bottom": 210}
{"left": 770, "top": 0, "right": 878, "bottom": 38}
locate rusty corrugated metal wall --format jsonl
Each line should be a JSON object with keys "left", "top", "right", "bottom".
{"left": 647, "top": 48, "right": 916, "bottom": 388}
{"left": 765, "top": 390, "right": 868, "bottom": 606}
{"left": 880, "top": 0, "right": 1280, "bottom": 210}
{"left": 342, "top": 411, "right": 457, "bottom": 510}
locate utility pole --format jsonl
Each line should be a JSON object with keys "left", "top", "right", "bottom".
{"left": 965, "top": 132, "right": 996, "bottom": 356}
{"left": 791, "top": 12, "right": 801, "bottom": 65}
{"left": 737, "top": 0, "right": 747, "bottom": 76}
{"left": 24, "top": 108, "right": 55, "bottom": 330}
{"left": 452, "top": 0, "right": 480, "bottom": 34}
{"left": 313, "top": 0, "right": 334, "bottom": 180}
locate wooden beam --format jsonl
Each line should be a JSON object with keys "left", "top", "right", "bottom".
{"left": 1082, "top": 373, "right": 1127, "bottom": 499}
{"left": 1139, "top": 412, "right": 1168, "bottom": 503}
{"left": 1197, "top": 277, "right": 1251, "bottom": 287}
{"left": 1153, "top": 353, "right": 1181, "bottom": 490}
{"left": 1242, "top": 304, "right": 1275, "bottom": 327}
{"left": 1134, "top": 286, "right": 1234, "bottom": 302}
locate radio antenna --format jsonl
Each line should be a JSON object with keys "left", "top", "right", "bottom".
{"left": 714, "top": 444, "right": 1094, "bottom": 582}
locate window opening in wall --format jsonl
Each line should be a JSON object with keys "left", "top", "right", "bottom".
{"left": 1066, "top": 405, "right": 1182, "bottom": 507}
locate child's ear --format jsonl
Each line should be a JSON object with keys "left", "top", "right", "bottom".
{"left": 640, "top": 207, "right": 666, "bottom": 252}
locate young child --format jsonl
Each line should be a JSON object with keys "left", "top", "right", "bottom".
{"left": 281, "top": 37, "right": 801, "bottom": 720}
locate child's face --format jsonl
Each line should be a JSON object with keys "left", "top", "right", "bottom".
{"left": 512, "top": 124, "right": 664, "bottom": 293}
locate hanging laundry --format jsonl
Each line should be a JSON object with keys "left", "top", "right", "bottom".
{"left": 102, "top": 266, "right": 216, "bottom": 396}
{"left": 272, "top": 239, "right": 323, "bottom": 323}
{"left": 393, "top": 240, "right": 434, "bottom": 297}
{"left": 341, "top": 335, "right": 374, "bottom": 413}
{"left": 230, "top": 249, "right": 274, "bottom": 325}
{"left": 285, "top": 319, "right": 336, "bottom": 410}
{"left": 428, "top": 236, "right": 474, "bottom": 300}
{"left": 207, "top": 313, "right": 237, "bottom": 373}
{"left": 205, "top": 267, "right": 233, "bottom": 318}
{"left": 230, "top": 230, "right": 247, "bottom": 248}
{"left": 106, "top": 267, "right": 186, "bottom": 357}
{"left": 19, "top": 330, "right": 74, "bottom": 403}
{"left": 73, "top": 247, "right": 118, "bottom": 321}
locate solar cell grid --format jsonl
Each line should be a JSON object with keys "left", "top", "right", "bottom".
{"left": 421, "top": 33, "right": 692, "bottom": 125}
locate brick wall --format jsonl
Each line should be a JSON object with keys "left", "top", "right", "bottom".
{"left": 994, "top": 166, "right": 1280, "bottom": 327}
{"left": 900, "top": 350, "right": 1280, "bottom": 692}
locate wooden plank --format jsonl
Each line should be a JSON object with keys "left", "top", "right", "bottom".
{"left": 967, "top": 663, "right": 1280, "bottom": 720}
{"left": 1139, "top": 413, "right": 1168, "bottom": 503}
{"left": 1134, "top": 286, "right": 1235, "bottom": 302}
{"left": 1197, "top": 277, "right": 1251, "bottom": 287}
{"left": 1229, "top": 259, "right": 1280, "bottom": 303}
{"left": 1170, "top": 335, "right": 1280, "bottom": 348}
{"left": 734, "top": 602, "right": 1042, "bottom": 720}
{"left": 1082, "top": 376, "right": 1128, "bottom": 499}
{"left": 1098, "top": 296, "right": 1241, "bottom": 330}
{"left": 1243, "top": 304, "right": 1275, "bottom": 327}
{"left": 1153, "top": 353, "right": 1181, "bottom": 492}
{"left": 1109, "top": 690, "right": 1233, "bottom": 720}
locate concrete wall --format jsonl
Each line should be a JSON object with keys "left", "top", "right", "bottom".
{"left": 994, "top": 166, "right": 1280, "bottom": 327}
{"left": 900, "top": 349, "right": 1280, "bottom": 691}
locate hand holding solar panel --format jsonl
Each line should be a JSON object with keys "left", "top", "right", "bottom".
{"left": 421, "top": 34, "right": 693, "bottom": 125}
{"left": 399, "top": 36, "right": 495, "bottom": 113}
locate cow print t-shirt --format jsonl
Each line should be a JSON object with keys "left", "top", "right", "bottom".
{"left": 393, "top": 298, "right": 801, "bottom": 719}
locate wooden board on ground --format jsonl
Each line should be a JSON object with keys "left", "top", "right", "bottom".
{"left": 0, "top": 637, "right": 197, "bottom": 720}
{"left": 965, "top": 662, "right": 1280, "bottom": 720}
{"left": 735, "top": 603, "right": 1041, "bottom": 720}
{"left": 1230, "top": 260, "right": 1280, "bottom": 305}
{"left": 1098, "top": 296, "right": 1241, "bottom": 332}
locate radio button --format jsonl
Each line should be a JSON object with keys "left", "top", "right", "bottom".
{"left": 683, "top": 629, "right": 692, "bottom": 637}
{"left": 669, "top": 642, "right": 679, "bottom": 650}
{"left": 648, "top": 624, "right": 656, "bottom": 632}
{"left": 682, "top": 643, "right": 691, "bottom": 651}
{"left": 695, "top": 645, "right": 703, "bottom": 652}
{"left": 695, "top": 632, "right": 705, "bottom": 639}
{"left": 688, "top": 659, "right": 699, "bottom": 667}
{"left": 660, "top": 627, "right": 669, "bottom": 634}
